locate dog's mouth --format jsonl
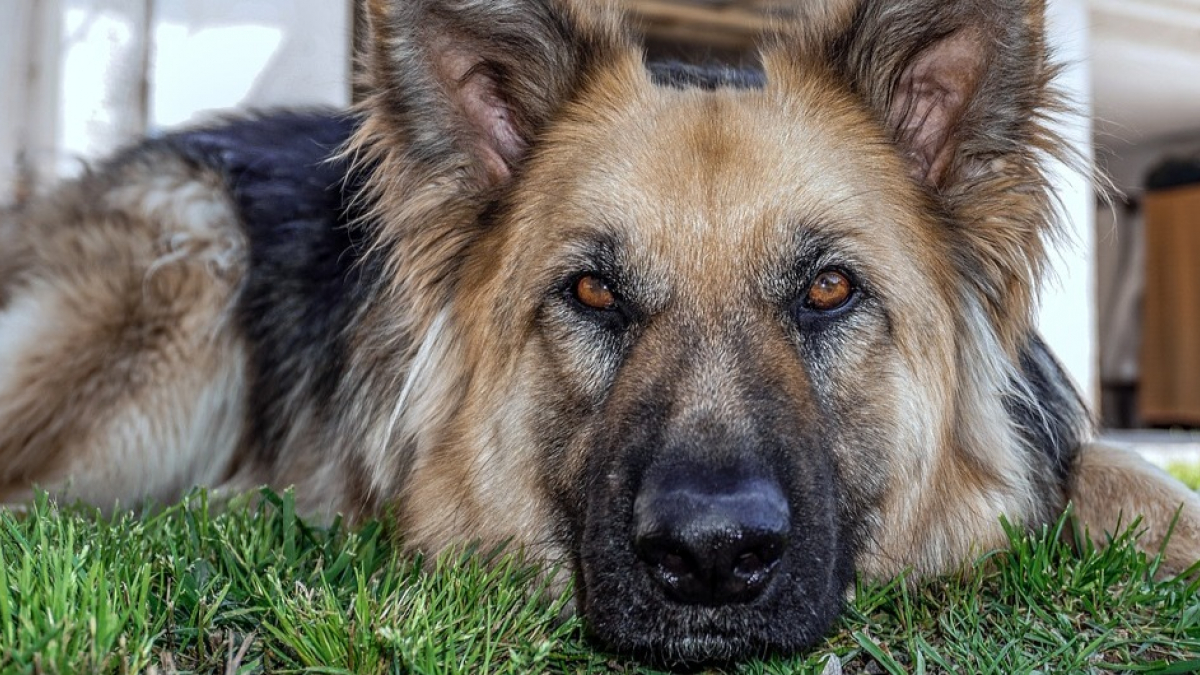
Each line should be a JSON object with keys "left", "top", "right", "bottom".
{"left": 579, "top": 556, "right": 846, "bottom": 666}
{"left": 574, "top": 457, "right": 857, "bottom": 666}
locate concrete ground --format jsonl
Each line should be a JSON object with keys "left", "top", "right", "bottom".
{"left": 1103, "top": 430, "right": 1200, "bottom": 468}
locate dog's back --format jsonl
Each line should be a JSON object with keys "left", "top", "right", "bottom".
{"left": 0, "top": 125, "right": 250, "bottom": 508}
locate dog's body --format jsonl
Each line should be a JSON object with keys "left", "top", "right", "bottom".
{"left": 2, "top": 0, "right": 1200, "bottom": 664}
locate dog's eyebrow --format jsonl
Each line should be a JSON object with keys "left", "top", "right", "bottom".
{"left": 554, "top": 230, "right": 628, "bottom": 273}
{"left": 546, "top": 230, "right": 680, "bottom": 312}
{"left": 767, "top": 227, "right": 878, "bottom": 289}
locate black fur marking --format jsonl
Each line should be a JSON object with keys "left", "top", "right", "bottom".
{"left": 647, "top": 61, "right": 765, "bottom": 90}
{"left": 165, "top": 111, "right": 379, "bottom": 460}
{"left": 1009, "top": 333, "right": 1088, "bottom": 487}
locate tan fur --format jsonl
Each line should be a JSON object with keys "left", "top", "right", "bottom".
{"left": 1072, "top": 443, "right": 1200, "bottom": 574}
{"left": 0, "top": 151, "right": 248, "bottom": 509}
{"left": 1, "top": 0, "right": 1198, "bottom": 661}
{"left": 374, "top": 53, "right": 1058, "bottom": 581}
{"left": 0, "top": 0, "right": 1186, "bottom": 578}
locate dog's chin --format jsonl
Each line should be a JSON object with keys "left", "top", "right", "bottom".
{"left": 577, "top": 546, "right": 854, "bottom": 666}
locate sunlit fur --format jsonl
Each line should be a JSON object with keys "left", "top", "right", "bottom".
{"left": 2, "top": 0, "right": 1199, "bottom": 665}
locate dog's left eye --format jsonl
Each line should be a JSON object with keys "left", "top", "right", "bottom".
{"left": 805, "top": 270, "right": 855, "bottom": 312}
{"left": 571, "top": 274, "right": 618, "bottom": 311}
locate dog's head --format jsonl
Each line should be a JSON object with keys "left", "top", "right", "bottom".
{"left": 349, "top": 0, "right": 1069, "bottom": 664}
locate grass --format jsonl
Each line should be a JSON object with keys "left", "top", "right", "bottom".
{"left": 2, "top": 489, "right": 1200, "bottom": 675}
{"left": 1166, "top": 462, "right": 1200, "bottom": 491}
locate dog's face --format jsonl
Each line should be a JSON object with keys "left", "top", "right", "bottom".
{"left": 354, "top": 0, "right": 1064, "bottom": 664}
{"left": 490, "top": 81, "right": 961, "bottom": 659}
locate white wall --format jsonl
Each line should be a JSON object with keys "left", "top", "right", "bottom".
{"left": 1040, "top": 0, "right": 1099, "bottom": 406}
{"left": 0, "top": 3, "right": 64, "bottom": 201}
{"left": 0, "top": 0, "right": 353, "bottom": 203}
{"left": 149, "top": 0, "right": 352, "bottom": 129}
{"left": 1099, "top": 132, "right": 1200, "bottom": 197}
{"left": 58, "top": 0, "right": 152, "bottom": 166}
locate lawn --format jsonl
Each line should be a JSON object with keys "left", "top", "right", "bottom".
{"left": 2, "top": 488, "right": 1199, "bottom": 675}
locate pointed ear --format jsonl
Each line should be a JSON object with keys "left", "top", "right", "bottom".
{"left": 881, "top": 25, "right": 992, "bottom": 187}
{"left": 832, "top": 0, "right": 1057, "bottom": 189}
{"left": 358, "top": 0, "right": 636, "bottom": 188}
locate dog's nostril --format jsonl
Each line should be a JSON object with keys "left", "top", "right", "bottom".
{"left": 735, "top": 549, "right": 769, "bottom": 578}
{"left": 730, "top": 536, "right": 784, "bottom": 587}
{"left": 638, "top": 540, "right": 703, "bottom": 594}
{"left": 660, "top": 551, "right": 690, "bottom": 578}
{"left": 634, "top": 471, "right": 789, "bottom": 606}
{"left": 637, "top": 525, "right": 787, "bottom": 605}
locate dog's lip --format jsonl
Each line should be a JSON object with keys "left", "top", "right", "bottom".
{"left": 616, "top": 627, "right": 775, "bottom": 667}
{"left": 579, "top": 560, "right": 794, "bottom": 645}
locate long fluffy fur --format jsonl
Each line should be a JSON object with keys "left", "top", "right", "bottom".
{"left": 2, "top": 0, "right": 1198, "bottom": 665}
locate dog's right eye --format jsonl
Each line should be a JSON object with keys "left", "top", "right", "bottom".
{"left": 806, "top": 270, "right": 853, "bottom": 312}
{"left": 792, "top": 267, "right": 861, "bottom": 329}
{"left": 573, "top": 274, "right": 618, "bottom": 311}
{"left": 564, "top": 273, "right": 635, "bottom": 331}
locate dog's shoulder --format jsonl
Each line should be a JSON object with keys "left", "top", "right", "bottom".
{"left": 158, "top": 110, "right": 365, "bottom": 235}
{"left": 161, "top": 111, "right": 384, "bottom": 457}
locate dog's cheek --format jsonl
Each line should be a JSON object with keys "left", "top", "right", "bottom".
{"left": 797, "top": 322, "right": 910, "bottom": 544}
{"left": 519, "top": 320, "right": 624, "bottom": 533}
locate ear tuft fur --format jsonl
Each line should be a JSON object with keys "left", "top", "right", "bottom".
{"left": 356, "top": 0, "right": 633, "bottom": 190}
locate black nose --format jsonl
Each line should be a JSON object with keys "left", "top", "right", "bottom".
{"left": 633, "top": 466, "right": 790, "bottom": 605}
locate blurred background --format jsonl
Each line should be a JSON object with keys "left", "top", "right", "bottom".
{"left": 2, "top": 0, "right": 1199, "bottom": 450}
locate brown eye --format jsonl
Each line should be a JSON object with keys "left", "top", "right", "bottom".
{"left": 574, "top": 274, "right": 617, "bottom": 311}
{"left": 806, "top": 270, "right": 853, "bottom": 311}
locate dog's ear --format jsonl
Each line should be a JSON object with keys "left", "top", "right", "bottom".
{"left": 356, "top": 0, "right": 635, "bottom": 189}
{"left": 830, "top": 0, "right": 1059, "bottom": 190}
{"left": 770, "top": 0, "right": 1068, "bottom": 345}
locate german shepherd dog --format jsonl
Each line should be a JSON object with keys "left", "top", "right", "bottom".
{"left": 2, "top": 0, "right": 1200, "bottom": 664}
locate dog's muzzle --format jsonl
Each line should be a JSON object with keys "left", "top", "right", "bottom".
{"left": 576, "top": 428, "right": 852, "bottom": 665}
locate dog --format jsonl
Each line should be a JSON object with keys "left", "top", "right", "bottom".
{"left": 2, "top": 0, "right": 1199, "bottom": 665}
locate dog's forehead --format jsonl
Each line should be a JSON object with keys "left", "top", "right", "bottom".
{"left": 523, "top": 74, "right": 933, "bottom": 287}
